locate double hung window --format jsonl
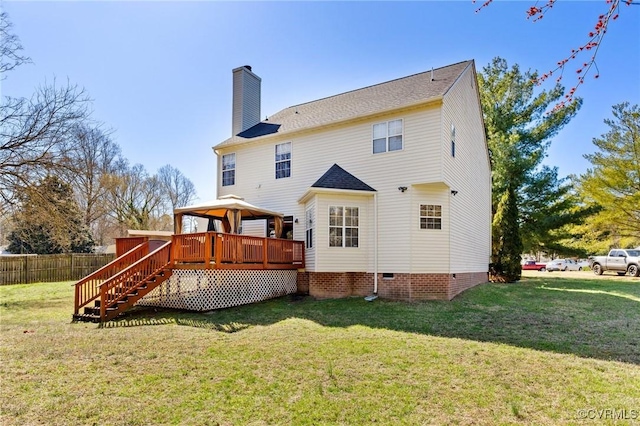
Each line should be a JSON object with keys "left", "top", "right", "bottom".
{"left": 419, "top": 204, "right": 442, "bottom": 230}
{"left": 221, "top": 153, "right": 236, "bottom": 186}
{"left": 275, "top": 142, "right": 291, "bottom": 179}
{"left": 373, "top": 119, "right": 403, "bottom": 154}
{"left": 329, "top": 206, "right": 359, "bottom": 247}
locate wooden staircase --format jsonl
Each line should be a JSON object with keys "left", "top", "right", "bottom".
{"left": 73, "top": 241, "right": 172, "bottom": 323}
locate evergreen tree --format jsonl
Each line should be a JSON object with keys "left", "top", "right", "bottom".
{"left": 491, "top": 183, "right": 523, "bottom": 282}
{"left": 479, "top": 58, "right": 585, "bottom": 280}
{"left": 7, "top": 176, "right": 93, "bottom": 254}
{"left": 577, "top": 102, "right": 640, "bottom": 249}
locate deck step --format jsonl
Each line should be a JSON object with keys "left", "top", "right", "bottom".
{"left": 73, "top": 313, "right": 100, "bottom": 323}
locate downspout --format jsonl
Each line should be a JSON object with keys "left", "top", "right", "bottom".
{"left": 374, "top": 192, "right": 378, "bottom": 294}
{"left": 365, "top": 192, "right": 379, "bottom": 301}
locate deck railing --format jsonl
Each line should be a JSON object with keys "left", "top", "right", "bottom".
{"left": 99, "top": 242, "right": 172, "bottom": 321}
{"left": 172, "top": 232, "right": 304, "bottom": 269}
{"left": 116, "top": 237, "right": 148, "bottom": 257}
{"left": 74, "top": 241, "right": 149, "bottom": 315}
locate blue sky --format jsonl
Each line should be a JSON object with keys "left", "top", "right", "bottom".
{"left": 3, "top": 1, "right": 639, "bottom": 202}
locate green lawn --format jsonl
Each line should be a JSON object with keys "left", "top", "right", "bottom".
{"left": 1, "top": 276, "right": 639, "bottom": 425}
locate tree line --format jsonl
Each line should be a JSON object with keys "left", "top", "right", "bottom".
{"left": 1, "top": 12, "right": 196, "bottom": 254}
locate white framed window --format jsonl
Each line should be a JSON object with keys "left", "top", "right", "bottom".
{"left": 275, "top": 142, "right": 291, "bottom": 179}
{"left": 420, "top": 204, "right": 442, "bottom": 230}
{"left": 329, "top": 206, "right": 359, "bottom": 247}
{"left": 373, "top": 119, "right": 403, "bottom": 154}
{"left": 221, "top": 153, "right": 236, "bottom": 186}
{"left": 305, "top": 208, "right": 314, "bottom": 249}
{"left": 451, "top": 123, "right": 456, "bottom": 157}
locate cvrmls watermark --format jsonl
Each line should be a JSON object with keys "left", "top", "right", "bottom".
{"left": 577, "top": 408, "right": 639, "bottom": 420}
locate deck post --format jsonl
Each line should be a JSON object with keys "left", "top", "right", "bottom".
{"left": 100, "top": 286, "right": 106, "bottom": 322}
{"left": 204, "top": 232, "right": 212, "bottom": 268}
{"left": 263, "top": 238, "right": 269, "bottom": 269}
{"left": 214, "top": 234, "right": 222, "bottom": 269}
{"left": 74, "top": 282, "right": 80, "bottom": 315}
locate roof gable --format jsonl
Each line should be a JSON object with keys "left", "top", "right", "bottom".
{"left": 311, "top": 164, "right": 376, "bottom": 192}
{"left": 216, "top": 60, "right": 473, "bottom": 149}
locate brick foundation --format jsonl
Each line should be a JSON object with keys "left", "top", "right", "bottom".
{"left": 297, "top": 271, "right": 488, "bottom": 301}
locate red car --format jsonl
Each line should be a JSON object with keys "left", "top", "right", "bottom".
{"left": 521, "top": 260, "right": 546, "bottom": 271}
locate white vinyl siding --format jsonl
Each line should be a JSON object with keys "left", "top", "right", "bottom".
{"left": 221, "top": 153, "right": 236, "bottom": 186}
{"left": 411, "top": 186, "right": 450, "bottom": 272}
{"left": 217, "top": 105, "right": 446, "bottom": 273}
{"left": 441, "top": 64, "right": 491, "bottom": 273}
{"left": 304, "top": 198, "right": 317, "bottom": 269}
{"left": 240, "top": 219, "right": 267, "bottom": 237}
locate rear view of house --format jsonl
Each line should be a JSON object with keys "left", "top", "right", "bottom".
{"left": 214, "top": 61, "right": 491, "bottom": 300}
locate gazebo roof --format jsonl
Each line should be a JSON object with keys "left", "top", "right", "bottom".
{"left": 173, "top": 195, "right": 283, "bottom": 220}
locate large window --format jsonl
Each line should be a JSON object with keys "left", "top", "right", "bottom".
{"left": 420, "top": 204, "right": 442, "bottom": 230}
{"left": 305, "top": 208, "right": 314, "bottom": 249}
{"left": 221, "top": 153, "right": 235, "bottom": 186}
{"left": 373, "top": 119, "right": 403, "bottom": 154}
{"left": 329, "top": 206, "right": 359, "bottom": 247}
{"left": 275, "top": 142, "right": 291, "bottom": 179}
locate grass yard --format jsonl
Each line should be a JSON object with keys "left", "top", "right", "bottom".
{"left": 1, "top": 275, "right": 639, "bottom": 425}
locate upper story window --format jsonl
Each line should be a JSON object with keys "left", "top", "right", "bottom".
{"left": 373, "top": 119, "right": 403, "bottom": 154}
{"left": 275, "top": 142, "right": 291, "bottom": 179}
{"left": 420, "top": 204, "right": 442, "bottom": 230}
{"left": 221, "top": 153, "right": 236, "bottom": 186}
{"left": 329, "top": 206, "right": 359, "bottom": 247}
{"left": 451, "top": 123, "right": 456, "bottom": 157}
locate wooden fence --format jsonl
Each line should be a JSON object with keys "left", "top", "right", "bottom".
{"left": 0, "top": 253, "right": 115, "bottom": 285}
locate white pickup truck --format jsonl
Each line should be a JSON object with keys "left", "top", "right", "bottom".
{"left": 590, "top": 249, "right": 640, "bottom": 277}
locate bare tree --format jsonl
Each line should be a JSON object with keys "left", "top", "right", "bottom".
{"left": 104, "top": 162, "right": 166, "bottom": 232}
{"left": 157, "top": 164, "right": 197, "bottom": 210}
{"left": 0, "top": 11, "right": 30, "bottom": 77}
{"left": 0, "top": 82, "right": 90, "bottom": 211}
{"left": 60, "top": 123, "right": 122, "bottom": 243}
{"left": 1, "top": 14, "right": 90, "bottom": 212}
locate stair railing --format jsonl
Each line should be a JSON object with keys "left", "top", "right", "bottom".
{"left": 74, "top": 241, "right": 150, "bottom": 315}
{"left": 99, "top": 242, "right": 172, "bottom": 321}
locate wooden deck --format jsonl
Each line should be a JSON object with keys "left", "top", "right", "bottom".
{"left": 74, "top": 232, "right": 305, "bottom": 322}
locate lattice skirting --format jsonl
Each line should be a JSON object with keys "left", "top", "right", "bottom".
{"left": 137, "top": 269, "right": 297, "bottom": 311}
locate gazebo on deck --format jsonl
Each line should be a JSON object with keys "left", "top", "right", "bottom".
{"left": 173, "top": 194, "right": 285, "bottom": 237}
{"left": 169, "top": 195, "right": 303, "bottom": 269}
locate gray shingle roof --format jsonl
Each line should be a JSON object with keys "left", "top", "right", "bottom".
{"left": 311, "top": 164, "right": 376, "bottom": 192}
{"left": 215, "top": 60, "right": 473, "bottom": 149}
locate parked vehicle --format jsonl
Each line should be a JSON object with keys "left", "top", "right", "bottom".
{"left": 545, "top": 258, "right": 581, "bottom": 272}
{"left": 577, "top": 259, "right": 591, "bottom": 269}
{"left": 590, "top": 249, "right": 640, "bottom": 277}
{"left": 521, "top": 260, "right": 547, "bottom": 271}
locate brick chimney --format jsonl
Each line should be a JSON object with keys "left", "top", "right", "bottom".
{"left": 232, "top": 65, "right": 261, "bottom": 136}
